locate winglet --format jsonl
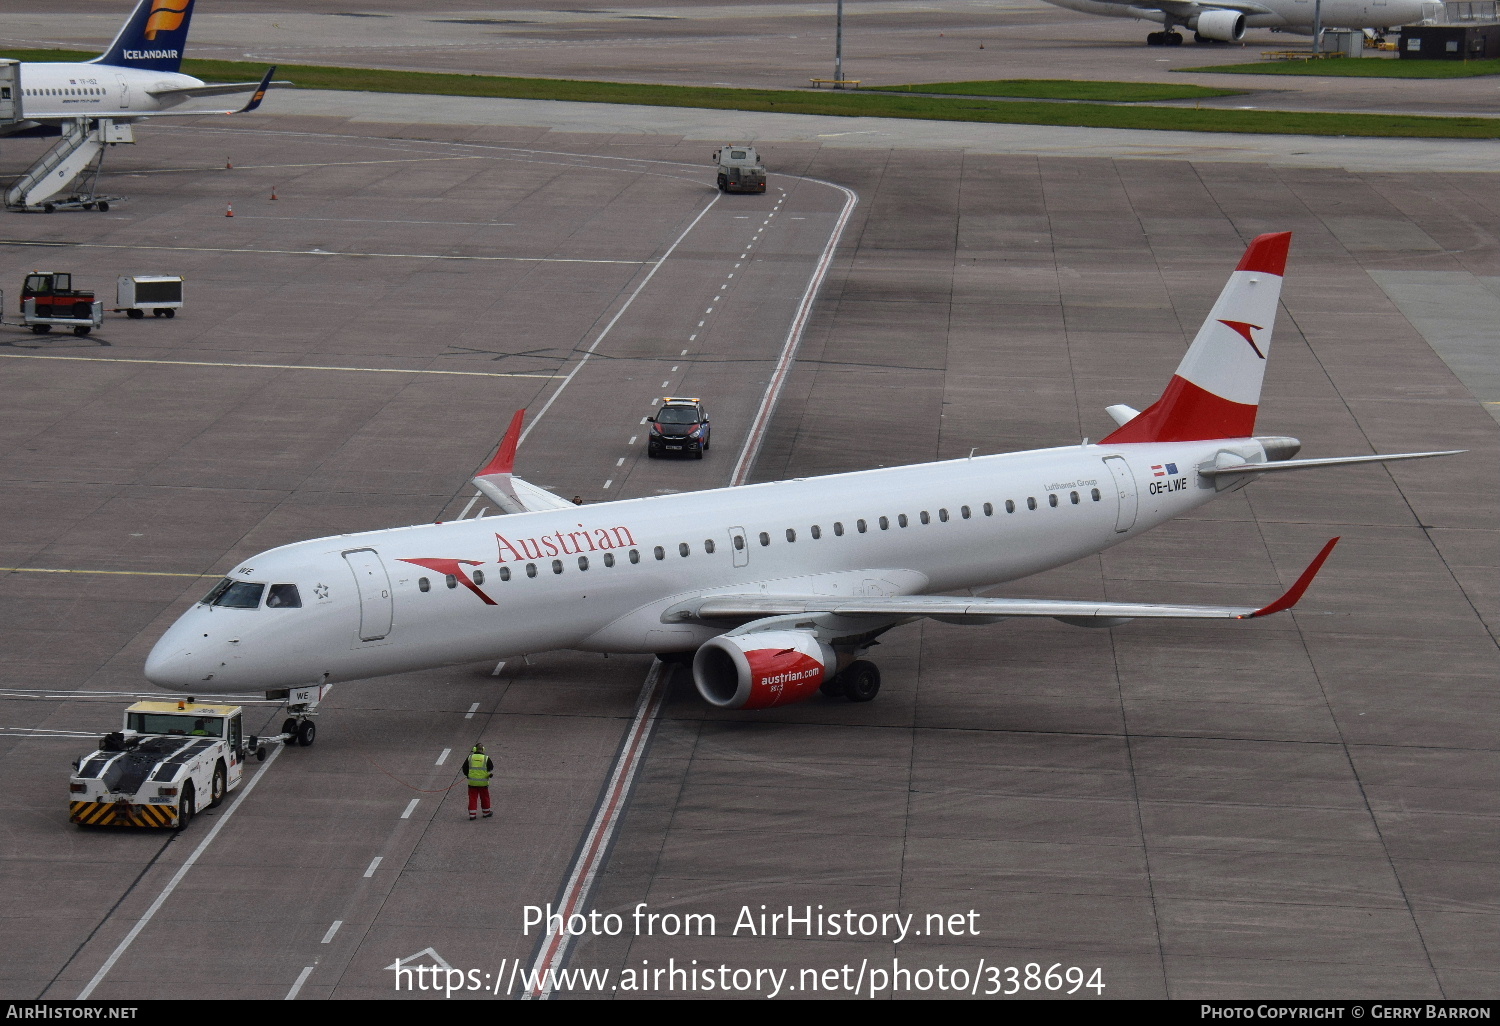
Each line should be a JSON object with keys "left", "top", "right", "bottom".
{"left": 234, "top": 67, "right": 276, "bottom": 114}
{"left": 478, "top": 409, "right": 525, "bottom": 477}
{"left": 1243, "top": 537, "right": 1340, "bottom": 618}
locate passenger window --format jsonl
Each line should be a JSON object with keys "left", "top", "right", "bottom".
{"left": 1006, "top": 500, "right": 1015, "bottom": 513}
{"left": 446, "top": 575, "right": 457, "bottom": 589}
{"left": 526, "top": 563, "right": 538, "bottom": 578}
{"left": 552, "top": 559, "right": 563, "bottom": 574}
{"left": 898, "top": 514, "right": 908, "bottom": 528}
{"left": 629, "top": 549, "right": 640, "bottom": 564}
{"left": 834, "top": 522, "right": 844, "bottom": 536}
{"left": 499, "top": 566, "right": 511, "bottom": 581}
{"left": 578, "top": 556, "right": 589, "bottom": 570}
{"left": 1071, "top": 491, "right": 1080, "bottom": 504}
{"left": 1091, "top": 488, "right": 1101, "bottom": 501}
{"left": 1027, "top": 497, "right": 1037, "bottom": 510}
{"left": 786, "top": 529, "right": 796, "bottom": 542}
{"left": 472, "top": 571, "right": 485, "bottom": 585}
{"left": 857, "top": 520, "right": 867, "bottom": 533}
{"left": 961, "top": 506, "right": 971, "bottom": 519}
{"left": 983, "top": 503, "right": 993, "bottom": 517}
{"left": 879, "top": 517, "right": 889, "bottom": 531}
{"left": 704, "top": 539, "right": 716, "bottom": 554}
{"left": 759, "top": 532, "right": 770, "bottom": 546}
{"left": 939, "top": 509, "right": 949, "bottom": 522}
{"left": 811, "top": 525, "right": 821, "bottom": 539}
{"left": 654, "top": 546, "right": 665, "bottom": 560}
{"left": 266, "top": 584, "right": 301, "bottom": 608}
{"left": 1049, "top": 494, "right": 1059, "bottom": 508}
{"left": 678, "top": 543, "right": 690, "bottom": 557}
{"left": 603, "top": 552, "right": 615, "bottom": 567}
{"left": 418, "top": 577, "right": 430, "bottom": 592}
{"left": 733, "top": 535, "right": 744, "bottom": 550}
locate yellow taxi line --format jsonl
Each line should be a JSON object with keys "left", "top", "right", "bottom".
{"left": 0, "top": 352, "right": 558, "bottom": 379}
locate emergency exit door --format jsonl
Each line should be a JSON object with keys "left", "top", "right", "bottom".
{"left": 1102, "top": 455, "right": 1138, "bottom": 533}
{"left": 728, "top": 526, "right": 749, "bottom": 567}
{"left": 343, "top": 548, "right": 393, "bottom": 641}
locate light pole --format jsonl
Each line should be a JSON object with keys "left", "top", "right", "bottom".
{"left": 1312, "top": 0, "right": 1323, "bottom": 53}
{"left": 834, "top": 0, "right": 844, "bottom": 87}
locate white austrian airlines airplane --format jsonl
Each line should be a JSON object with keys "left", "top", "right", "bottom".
{"left": 145, "top": 233, "right": 1459, "bottom": 712}
{"left": 2, "top": 0, "right": 273, "bottom": 137}
{"left": 1040, "top": 0, "right": 1438, "bottom": 45}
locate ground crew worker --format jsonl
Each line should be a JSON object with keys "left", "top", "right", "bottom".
{"left": 465, "top": 742, "right": 494, "bottom": 820}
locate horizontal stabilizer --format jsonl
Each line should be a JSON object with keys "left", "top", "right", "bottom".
{"left": 677, "top": 539, "right": 1339, "bottom": 625}
{"left": 1201, "top": 450, "right": 1464, "bottom": 477}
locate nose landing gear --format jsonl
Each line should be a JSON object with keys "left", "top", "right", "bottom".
{"left": 266, "top": 684, "right": 324, "bottom": 748}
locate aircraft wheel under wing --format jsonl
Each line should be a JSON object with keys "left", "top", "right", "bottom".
{"left": 842, "top": 660, "right": 881, "bottom": 703}
{"left": 819, "top": 674, "right": 847, "bottom": 698}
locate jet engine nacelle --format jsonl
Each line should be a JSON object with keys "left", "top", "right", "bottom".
{"left": 692, "top": 630, "right": 835, "bottom": 710}
{"left": 1193, "top": 9, "right": 1246, "bottom": 41}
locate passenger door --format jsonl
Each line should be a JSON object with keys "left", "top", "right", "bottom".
{"left": 1102, "top": 456, "right": 1138, "bottom": 533}
{"left": 343, "top": 548, "right": 394, "bottom": 642}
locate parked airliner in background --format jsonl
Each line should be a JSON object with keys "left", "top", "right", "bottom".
{"left": 1, "top": 0, "right": 274, "bottom": 138}
{"left": 145, "top": 233, "right": 1460, "bottom": 714}
{"left": 1041, "top": 0, "right": 1441, "bottom": 45}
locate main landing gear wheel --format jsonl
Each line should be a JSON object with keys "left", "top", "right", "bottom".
{"left": 208, "top": 765, "right": 227, "bottom": 808}
{"left": 176, "top": 785, "right": 196, "bottom": 830}
{"left": 1146, "top": 30, "right": 1183, "bottom": 45}
{"left": 296, "top": 719, "right": 317, "bottom": 747}
{"left": 841, "top": 660, "right": 881, "bottom": 703}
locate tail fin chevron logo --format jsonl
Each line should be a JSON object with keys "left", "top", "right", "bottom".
{"left": 1219, "top": 320, "right": 1266, "bottom": 360}
{"left": 144, "top": 0, "right": 189, "bottom": 39}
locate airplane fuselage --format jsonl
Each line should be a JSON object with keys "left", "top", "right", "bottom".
{"left": 1043, "top": 0, "right": 1434, "bottom": 30}
{"left": 16, "top": 62, "right": 203, "bottom": 120}
{"left": 145, "top": 437, "right": 1264, "bottom": 693}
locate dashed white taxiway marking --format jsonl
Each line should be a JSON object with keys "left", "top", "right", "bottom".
{"left": 321, "top": 921, "right": 343, "bottom": 944}
{"left": 436, "top": 748, "right": 451, "bottom": 765}
{"left": 464, "top": 702, "right": 480, "bottom": 719}
{"left": 401, "top": 798, "right": 420, "bottom": 819}
{"left": 286, "top": 965, "right": 315, "bottom": 1000}
{"left": 363, "top": 857, "right": 383, "bottom": 879}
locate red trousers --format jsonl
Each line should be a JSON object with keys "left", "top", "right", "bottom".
{"left": 468, "top": 785, "right": 491, "bottom": 816}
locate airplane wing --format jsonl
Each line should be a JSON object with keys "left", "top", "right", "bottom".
{"left": 125, "top": 67, "right": 278, "bottom": 117}
{"left": 471, "top": 409, "right": 578, "bottom": 514}
{"left": 148, "top": 79, "right": 291, "bottom": 101}
{"left": 678, "top": 538, "right": 1339, "bottom": 626}
{"left": 1200, "top": 449, "right": 1465, "bottom": 478}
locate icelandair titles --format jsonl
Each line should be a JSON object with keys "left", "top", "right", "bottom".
{"left": 122, "top": 48, "right": 180, "bottom": 59}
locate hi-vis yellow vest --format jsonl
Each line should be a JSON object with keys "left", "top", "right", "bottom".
{"left": 467, "top": 752, "right": 491, "bottom": 786}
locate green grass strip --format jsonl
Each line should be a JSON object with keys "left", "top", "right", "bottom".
{"left": 865, "top": 78, "right": 1242, "bottom": 101}
{"left": 7, "top": 49, "right": 1500, "bottom": 138}
{"left": 1179, "top": 57, "right": 1500, "bottom": 77}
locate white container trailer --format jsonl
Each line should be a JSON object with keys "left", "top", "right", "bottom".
{"left": 116, "top": 274, "right": 183, "bottom": 318}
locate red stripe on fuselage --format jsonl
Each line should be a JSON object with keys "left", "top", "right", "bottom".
{"left": 1100, "top": 375, "right": 1257, "bottom": 444}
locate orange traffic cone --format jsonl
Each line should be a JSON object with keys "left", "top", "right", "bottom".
{"left": 269, "top": 186, "right": 278, "bottom": 201}
{"left": 225, "top": 203, "right": 234, "bottom": 217}
{"left": 226, "top": 158, "right": 233, "bottom": 169}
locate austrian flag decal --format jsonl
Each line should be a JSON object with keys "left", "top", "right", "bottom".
{"left": 1151, "top": 463, "right": 1179, "bottom": 478}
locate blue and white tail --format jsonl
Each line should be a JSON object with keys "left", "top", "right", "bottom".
{"left": 93, "top": 0, "right": 196, "bottom": 74}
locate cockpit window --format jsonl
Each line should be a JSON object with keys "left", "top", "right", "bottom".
{"left": 212, "top": 582, "right": 265, "bottom": 609}
{"left": 266, "top": 584, "right": 301, "bottom": 608}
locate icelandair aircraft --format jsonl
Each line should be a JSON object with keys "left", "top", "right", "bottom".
{"left": 1040, "top": 0, "right": 1439, "bottom": 45}
{"left": 145, "top": 234, "right": 1459, "bottom": 712}
{"left": 2, "top": 0, "right": 273, "bottom": 136}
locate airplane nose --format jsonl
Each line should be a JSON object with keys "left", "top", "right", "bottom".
{"left": 144, "top": 637, "right": 201, "bottom": 690}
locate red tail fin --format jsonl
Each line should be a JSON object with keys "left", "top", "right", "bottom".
{"left": 478, "top": 409, "right": 525, "bottom": 477}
